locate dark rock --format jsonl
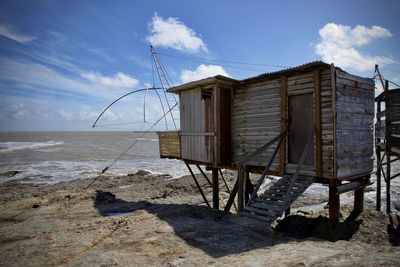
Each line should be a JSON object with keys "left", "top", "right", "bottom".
{"left": 0, "top": 171, "right": 20, "bottom": 177}
{"left": 395, "top": 203, "right": 400, "bottom": 211}
{"left": 136, "top": 170, "right": 151, "bottom": 176}
{"left": 158, "top": 174, "right": 173, "bottom": 179}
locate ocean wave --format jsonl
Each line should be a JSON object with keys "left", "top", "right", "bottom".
{"left": 0, "top": 158, "right": 192, "bottom": 185}
{"left": 0, "top": 141, "right": 64, "bottom": 153}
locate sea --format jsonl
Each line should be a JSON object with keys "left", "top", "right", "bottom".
{"left": 0, "top": 131, "right": 189, "bottom": 184}
{"left": 1, "top": 131, "right": 399, "bottom": 213}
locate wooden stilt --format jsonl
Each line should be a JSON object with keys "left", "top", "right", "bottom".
{"left": 285, "top": 207, "right": 291, "bottom": 217}
{"left": 376, "top": 101, "right": 382, "bottom": 211}
{"left": 212, "top": 168, "right": 219, "bottom": 210}
{"left": 387, "top": 154, "right": 391, "bottom": 213}
{"left": 224, "top": 180, "right": 238, "bottom": 212}
{"left": 246, "top": 177, "right": 254, "bottom": 196}
{"left": 184, "top": 161, "right": 210, "bottom": 208}
{"left": 376, "top": 151, "right": 382, "bottom": 211}
{"left": 196, "top": 165, "right": 212, "bottom": 185}
{"left": 329, "top": 184, "right": 340, "bottom": 229}
{"left": 384, "top": 79, "right": 391, "bottom": 214}
{"left": 238, "top": 168, "right": 244, "bottom": 211}
{"left": 197, "top": 165, "right": 227, "bottom": 209}
{"left": 353, "top": 187, "right": 364, "bottom": 216}
{"left": 219, "top": 170, "right": 238, "bottom": 212}
{"left": 244, "top": 170, "right": 249, "bottom": 205}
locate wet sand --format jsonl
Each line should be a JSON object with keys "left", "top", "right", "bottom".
{"left": 0, "top": 171, "right": 400, "bottom": 266}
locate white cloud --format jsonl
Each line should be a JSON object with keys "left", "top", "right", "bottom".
{"left": 59, "top": 109, "right": 73, "bottom": 120}
{"left": 180, "top": 64, "right": 230, "bottom": 83}
{"left": 315, "top": 23, "right": 395, "bottom": 72}
{"left": 0, "top": 57, "right": 132, "bottom": 100}
{"left": 81, "top": 71, "right": 139, "bottom": 88}
{"left": 147, "top": 13, "right": 207, "bottom": 53}
{"left": 6, "top": 103, "right": 27, "bottom": 120}
{"left": 79, "top": 106, "right": 100, "bottom": 121}
{"left": 0, "top": 25, "right": 36, "bottom": 44}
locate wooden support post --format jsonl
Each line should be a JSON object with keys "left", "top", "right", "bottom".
{"left": 246, "top": 177, "right": 254, "bottom": 196}
{"left": 279, "top": 76, "right": 287, "bottom": 176}
{"left": 376, "top": 154, "right": 382, "bottom": 211}
{"left": 212, "top": 168, "right": 219, "bottom": 210}
{"left": 329, "top": 184, "right": 340, "bottom": 229}
{"left": 385, "top": 79, "right": 391, "bottom": 213}
{"left": 238, "top": 168, "right": 244, "bottom": 211}
{"left": 224, "top": 180, "right": 238, "bottom": 212}
{"left": 353, "top": 187, "right": 364, "bottom": 216}
{"left": 387, "top": 154, "right": 391, "bottom": 213}
{"left": 196, "top": 165, "right": 212, "bottom": 185}
{"left": 184, "top": 161, "right": 210, "bottom": 208}
{"left": 376, "top": 100, "right": 382, "bottom": 211}
{"left": 314, "top": 69, "right": 322, "bottom": 177}
{"left": 219, "top": 170, "right": 238, "bottom": 212}
{"left": 285, "top": 207, "right": 291, "bottom": 217}
{"left": 244, "top": 170, "right": 249, "bottom": 204}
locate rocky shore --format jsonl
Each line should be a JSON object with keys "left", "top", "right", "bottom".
{"left": 0, "top": 171, "right": 399, "bottom": 266}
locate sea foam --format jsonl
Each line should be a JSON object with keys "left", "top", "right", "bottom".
{"left": 0, "top": 141, "right": 64, "bottom": 153}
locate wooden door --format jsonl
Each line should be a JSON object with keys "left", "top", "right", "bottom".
{"left": 288, "top": 93, "right": 314, "bottom": 166}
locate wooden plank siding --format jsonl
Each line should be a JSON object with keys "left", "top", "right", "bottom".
{"left": 335, "top": 70, "right": 375, "bottom": 179}
{"left": 180, "top": 88, "right": 214, "bottom": 163}
{"left": 231, "top": 67, "right": 334, "bottom": 178}
{"left": 385, "top": 90, "right": 400, "bottom": 150}
{"left": 232, "top": 78, "right": 282, "bottom": 170}
{"left": 157, "top": 131, "right": 181, "bottom": 159}
{"left": 167, "top": 62, "right": 375, "bottom": 182}
{"left": 287, "top": 68, "right": 333, "bottom": 178}
{"left": 279, "top": 77, "right": 287, "bottom": 175}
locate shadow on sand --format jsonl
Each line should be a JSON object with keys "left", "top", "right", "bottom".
{"left": 388, "top": 215, "right": 400, "bottom": 246}
{"left": 93, "top": 190, "right": 393, "bottom": 257}
{"left": 93, "top": 190, "right": 282, "bottom": 258}
{"left": 275, "top": 213, "right": 363, "bottom": 241}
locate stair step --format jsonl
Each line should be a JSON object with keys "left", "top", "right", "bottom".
{"left": 254, "top": 198, "right": 285, "bottom": 206}
{"left": 239, "top": 211, "right": 274, "bottom": 223}
{"left": 267, "top": 187, "right": 305, "bottom": 196}
{"left": 257, "top": 194, "right": 285, "bottom": 201}
{"left": 260, "top": 190, "right": 302, "bottom": 199}
{"left": 272, "top": 182, "right": 312, "bottom": 190}
{"left": 244, "top": 206, "right": 276, "bottom": 217}
{"left": 249, "top": 201, "right": 283, "bottom": 212}
{"left": 279, "top": 179, "right": 313, "bottom": 185}
{"left": 239, "top": 170, "right": 315, "bottom": 224}
{"left": 252, "top": 200, "right": 282, "bottom": 211}
{"left": 277, "top": 180, "right": 309, "bottom": 185}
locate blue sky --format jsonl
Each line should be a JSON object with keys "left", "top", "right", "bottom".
{"left": 0, "top": 0, "right": 399, "bottom": 131}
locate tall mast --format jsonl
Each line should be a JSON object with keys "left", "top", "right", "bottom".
{"left": 150, "top": 45, "right": 179, "bottom": 130}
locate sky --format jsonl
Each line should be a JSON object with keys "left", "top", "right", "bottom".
{"left": 0, "top": 0, "right": 399, "bottom": 131}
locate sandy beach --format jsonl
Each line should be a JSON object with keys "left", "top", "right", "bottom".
{"left": 0, "top": 170, "right": 399, "bottom": 266}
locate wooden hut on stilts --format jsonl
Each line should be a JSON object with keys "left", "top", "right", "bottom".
{"left": 375, "top": 85, "right": 400, "bottom": 213}
{"left": 157, "top": 61, "right": 375, "bottom": 228}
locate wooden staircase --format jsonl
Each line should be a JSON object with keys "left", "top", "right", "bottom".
{"left": 240, "top": 174, "right": 314, "bottom": 223}
{"left": 234, "top": 128, "right": 315, "bottom": 224}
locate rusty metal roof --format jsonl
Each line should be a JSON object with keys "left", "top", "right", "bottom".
{"left": 168, "top": 61, "right": 339, "bottom": 93}
{"left": 239, "top": 61, "right": 333, "bottom": 83}
{"left": 168, "top": 75, "right": 237, "bottom": 93}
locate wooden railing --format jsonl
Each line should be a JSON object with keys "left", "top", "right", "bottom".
{"left": 224, "top": 129, "right": 287, "bottom": 212}
{"left": 281, "top": 129, "right": 314, "bottom": 208}
{"left": 237, "top": 128, "right": 288, "bottom": 211}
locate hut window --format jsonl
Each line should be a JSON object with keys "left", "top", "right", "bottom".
{"left": 201, "top": 88, "right": 213, "bottom": 100}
